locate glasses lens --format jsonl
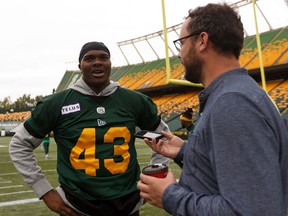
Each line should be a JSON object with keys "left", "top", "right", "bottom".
{"left": 174, "top": 40, "right": 181, "bottom": 51}
{"left": 174, "top": 32, "right": 201, "bottom": 52}
{"left": 176, "top": 41, "right": 181, "bottom": 51}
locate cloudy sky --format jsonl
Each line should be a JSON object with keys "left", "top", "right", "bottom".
{"left": 0, "top": 0, "right": 287, "bottom": 101}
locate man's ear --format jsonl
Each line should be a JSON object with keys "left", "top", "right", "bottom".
{"left": 78, "top": 63, "right": 81, "bottom": 70}
{"left": 199, "top": 32, "right": 209, "bottom": 50}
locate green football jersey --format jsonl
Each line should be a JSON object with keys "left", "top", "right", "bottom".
{"left": 25, "top": 87, "right": 160, "bottom": 200}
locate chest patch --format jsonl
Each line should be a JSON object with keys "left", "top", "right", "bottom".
{"left": 61, "top": 103, "right": 81, "bottom": 115}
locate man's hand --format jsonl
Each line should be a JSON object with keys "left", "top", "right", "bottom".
{"left": 42, "top": 189, "right": 82, "bottom": 216}
{"left": 137, "top": 169, "right": 176, "bottom": 208}
{"left": 144, "top": 131, "right": 184, "bottom": 159}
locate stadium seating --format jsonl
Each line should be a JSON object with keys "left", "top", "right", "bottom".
{"left": 245, "top": 28, "right": 288, "bottom": 69}
{"left": 54, "top": 27, "right": 288, "bottom": 92}
{"left": 278, "top": 51, "right": 288, "bottom": 64}
{"left": 2, "top": 27, "right": 288, "bottom": 135}
{"left": 268, "top": 79, "right": 288, "bottom": 113}
{"left": 0, "top": 111, "right": 30, "bottom": 122}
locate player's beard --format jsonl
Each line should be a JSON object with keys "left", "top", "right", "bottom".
{"left": 183, "top": 49, "right": 203, "bottom": 84}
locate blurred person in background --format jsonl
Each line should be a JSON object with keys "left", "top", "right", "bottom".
{"left": 179, "top": 108, "right": 195, "bottom": 133}
{"left": 42, "top": 133, "right": 50, "bottom": 159}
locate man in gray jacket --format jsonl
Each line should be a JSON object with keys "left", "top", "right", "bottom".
{"left": 137, "top": 3, "right": 288, "bottom": 216}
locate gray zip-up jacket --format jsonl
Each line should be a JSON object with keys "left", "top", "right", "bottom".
{"left": 163, "top": 69, "right": 288, "bottom": 216}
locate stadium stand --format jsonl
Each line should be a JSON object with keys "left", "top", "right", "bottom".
{"left": 278, "top": 51, "right": 288, "bottom": 64}
{"left": 51, "top": 26, "right": 288, "bottom": 135}
{"left": 0, "top": 111, "right": 30, "bottom": 122}
{"left": 245, "top": 28, "right": 288, "bottom": 69}
{"left": 268, "top": 79, "right": 288, "bottom": 112}
{"left": 1, "top": 26, "right": 288, "bottom": 136}
{"left": 0, "top": 111, "right": 30, "bottom": 135}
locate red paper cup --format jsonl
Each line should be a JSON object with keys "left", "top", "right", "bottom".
{"left": 142, "top": 164, "right": 168, "bottom": 178}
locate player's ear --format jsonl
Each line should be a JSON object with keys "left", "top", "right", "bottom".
{"left": 78, "top": 63, "right": 81, "bottom": 70}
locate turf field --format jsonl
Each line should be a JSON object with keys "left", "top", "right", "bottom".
{"left": 0, "top": 136, "right": 181, "bottom": 216}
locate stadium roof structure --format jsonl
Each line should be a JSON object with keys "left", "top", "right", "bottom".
{"left": 116, "top": 0, "right": 280, "bottom": 66}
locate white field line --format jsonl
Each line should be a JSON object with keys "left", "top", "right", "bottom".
{"left": 0, "top": 185, "right": 23, "bottom": 189}
{"left": 0, "top": 169, "right": 56, "bottom": 176}
{"left": 0, "top": 148, "right": 56, "bottom": 207}
{"left": 0, "top": 198, "right": 40, "bottom": 207}
{"left": 0, "top": 158, "right": 57, "bottom": 164}
{"left": 0, "top": 181, "right": 12, "bottom": 184}
{"left": 0, "top": 172, "right": 19, "bottom": 176}
{"left": 0, "top": 190, "right": 33, "bottom": 196}
{"left": 0, "top": 169, "right": 56, "bottom": 207}
{"left": 0, "top": 161, "right": 12, "bottom": 164}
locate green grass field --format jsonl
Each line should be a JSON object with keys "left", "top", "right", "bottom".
{"left": 0, "top": 136, "right": 181, "bottom": 216}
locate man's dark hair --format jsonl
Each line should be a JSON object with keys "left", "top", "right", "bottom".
{"left": 186, "top": 3, "right": 244, "bottom": 59}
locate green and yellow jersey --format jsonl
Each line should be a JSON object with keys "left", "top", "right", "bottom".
{"left": 24, "top": 87, "right": 160, "bottom": 200}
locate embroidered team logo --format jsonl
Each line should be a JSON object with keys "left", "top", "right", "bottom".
{"left": 97, "top": 119, "right": 106, "bottom": 126}
{"left": 97, "top": 107, "right": 105, "bottom": 114}
{"left": 61, "top": 103, "right": 80, "bottom": 115}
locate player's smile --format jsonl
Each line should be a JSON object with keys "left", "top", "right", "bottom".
{"left": 91, "top": 69, "right": 105, "bottom": 76}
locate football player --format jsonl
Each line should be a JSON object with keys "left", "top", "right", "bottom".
{"left": 9, "top": 41, "right": 169, "bottom": 216}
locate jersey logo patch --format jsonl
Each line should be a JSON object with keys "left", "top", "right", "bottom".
{"left": 61, "top": 103, "right": 81, "bottom": 115}
{"left": 97, "top": 119, "right": 106, "bottom": 126}
{"left": 96, "top": 107, "right": 105, "bottom": 114}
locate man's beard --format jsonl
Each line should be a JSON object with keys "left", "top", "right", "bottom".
{"left": 183, "top": 53, "right": 203, "bottom": 84}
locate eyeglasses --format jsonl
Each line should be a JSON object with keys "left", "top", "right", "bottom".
{"left": 173, "top": 32, "right": 201, "bottom": 52}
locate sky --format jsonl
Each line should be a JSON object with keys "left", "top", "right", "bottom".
{"left": 0, "top": 0, "right": 288, "bottom": 102}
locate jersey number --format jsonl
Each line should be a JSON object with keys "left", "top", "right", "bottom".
{"left": 69, "top": 127, "right": 131, "bottom": 176}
